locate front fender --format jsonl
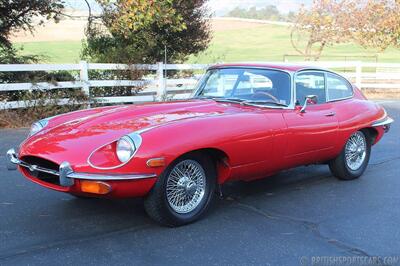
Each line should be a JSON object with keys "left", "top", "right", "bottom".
{"left": 133, "top": 111, "right": 287, "bottom": 182}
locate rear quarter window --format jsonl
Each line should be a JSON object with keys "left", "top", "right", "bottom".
{"left": 327, "top": 73, "right": 353, "bottom": 101}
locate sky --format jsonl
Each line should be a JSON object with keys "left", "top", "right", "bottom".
{"left": 64, "top": 0, "right": 311, "bottom": 16}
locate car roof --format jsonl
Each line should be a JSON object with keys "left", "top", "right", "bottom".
{"left": 209, "top": 62, "right": 326, "bottom": 72}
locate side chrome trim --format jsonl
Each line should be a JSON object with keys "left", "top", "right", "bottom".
{"left": 135, "top": 126, "right": 157, "bottom": 134}
{"left": 67, "top": 172, "right": 156, "bottom": 181}
{"left": 372, "top": 116, "right": 394, "bottom": 127}
{"left": 6, "top": 149, "right": 156, "bottom": 187}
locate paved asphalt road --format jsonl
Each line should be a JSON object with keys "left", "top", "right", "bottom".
{"left": 0, "top": 101, "right": 399, "bottom": 266}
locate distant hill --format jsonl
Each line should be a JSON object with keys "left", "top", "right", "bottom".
{"left": 11, "top": 17, "right": 292, "bottom": 43}
{"left": 14, "top": 17, "right": 399, "bottom": 64}
{"left": 10, "top": 10, "right": 89, "bottom": 43}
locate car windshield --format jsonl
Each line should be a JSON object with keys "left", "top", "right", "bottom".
{"left": 194, "top": 68, "right": 292, "bottom": 107}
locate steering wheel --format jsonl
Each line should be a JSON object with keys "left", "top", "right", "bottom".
{"left": 252, "top": 91, "right": 280, "bottom": 104}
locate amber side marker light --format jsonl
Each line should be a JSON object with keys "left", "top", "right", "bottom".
{"left": 80, "top": 181, "right": 111, "bottom": 195}
{"left": 147, "top": 158, "right": 166, "bottom": 167}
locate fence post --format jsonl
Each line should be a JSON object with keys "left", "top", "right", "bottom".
{"left": 156, "top": 62, "right": 166, "bottom": 101}
{"left": 355, "top": 61, "right": 362, "bottom": 88}
{"left": 79, "top": 60, "right": 90, "bottom": 107}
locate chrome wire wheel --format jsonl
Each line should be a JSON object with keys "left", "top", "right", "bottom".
{"left": 345, "top": 131, "right": 367, "bottom": 171}
{"left": 166, "top": 159, "right": 206, "bottom": 214}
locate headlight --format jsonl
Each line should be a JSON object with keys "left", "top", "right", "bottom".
{"left": 116, "top": 136, "right": 136, "bottom": 163}
{"left": 29, "top": 120, "right": 48, "bottom": 137}
{"left": 89, "top": 133, "right": 142, "bottom": 169}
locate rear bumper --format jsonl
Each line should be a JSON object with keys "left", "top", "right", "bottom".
{"left": 6, "top": 148, "right": 157, "bottom": 197}
{"left": 372, "top": 116, "right": 394, "bottom": 133}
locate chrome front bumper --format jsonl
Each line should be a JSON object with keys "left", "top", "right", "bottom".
{"left": 6, "top": 148, "right": 156, "bottom": 187}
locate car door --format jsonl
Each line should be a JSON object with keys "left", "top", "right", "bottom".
{"left": 282, "top": 71, "right": 339, "bottom": 166}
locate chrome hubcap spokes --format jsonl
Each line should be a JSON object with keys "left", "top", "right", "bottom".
{"left": 345, "top": 132, "right": 367, "bottom": 171}
{"left": 166, "top": 160, "right": 206, "bottom": 214}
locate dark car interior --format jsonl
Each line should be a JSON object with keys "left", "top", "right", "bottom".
{"left": 295, "top": 83, "right": 326, "bottom": 105}
{"left": 295, "top": 72, "right": 326, "bottom": 105}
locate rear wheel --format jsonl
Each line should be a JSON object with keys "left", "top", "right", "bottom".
{"left": 329, "top": 131, "right": 371, "bottom": 180}
{"left": 144, "top": 153, "right": 216, "bottom": 227}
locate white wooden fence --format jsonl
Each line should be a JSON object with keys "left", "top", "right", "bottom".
{"left": 0, "top": 61, "right": 399, "bottom": 109}
{"left": 289, "top": 61, "right": 400, "bottom": 89}
{"left": 0, "top": 61, "right": 209, "bottom": 109}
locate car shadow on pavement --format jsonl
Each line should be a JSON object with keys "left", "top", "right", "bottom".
{"left": 58, "top": 164, "right": 333, "bottom": 227}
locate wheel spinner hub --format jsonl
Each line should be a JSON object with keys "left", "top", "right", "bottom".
{"left": 177, "top": 176, "right": 197, "bottom": 198}
{"left": 345, "top": 132, "right": 367, "bottom": 171}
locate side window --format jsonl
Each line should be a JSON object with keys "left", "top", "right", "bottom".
{"left": 327, "top": 73, "right": 353, "bottom": 101}
{"left": 295, "top": 72, "right": 326, "bottom": 105}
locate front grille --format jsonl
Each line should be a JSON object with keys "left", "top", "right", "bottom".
{"left": 20, "top": 156, "right": 61, "bottom": 185}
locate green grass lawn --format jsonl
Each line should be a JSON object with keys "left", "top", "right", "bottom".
{"left": 188, "top": 24, "right": 400, "bottom": 63}
{"left": 15, "top": 24, "right": 400, "bottom": 64}
{"left": 15, "top": 41, "right": 83, "bottom": 63}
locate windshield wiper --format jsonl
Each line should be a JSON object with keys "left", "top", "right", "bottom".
{"left": 195, "top": 96, "right": 245, "bottom": 104}
{"left": 195, "top": 97, "right": 288, "bottom": 107}
{"left": 214, "top": 98, "right": 245, "bottom": 103}
{"left": 241, "top": 100, "right": 288, "bottom": 108}
{"left": 195, "top": 96, "right": 221, "bottom": 99}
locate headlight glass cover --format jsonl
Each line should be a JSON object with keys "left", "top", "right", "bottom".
{"left": 116, "top": 136, "right": 136, "bottom": 163}
{"left": 29, "top": 120, "right": 48, "bottom": 137}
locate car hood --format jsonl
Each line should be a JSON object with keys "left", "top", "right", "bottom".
{"left": 19, "top": 100, "right": 239, "bottom": 164}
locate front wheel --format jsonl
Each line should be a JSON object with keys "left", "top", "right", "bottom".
{"left": 144, "top": 153, "right": 216, "bottom": 227}
{"left": 329, "top": 131, "right": 371, "bottom": 180}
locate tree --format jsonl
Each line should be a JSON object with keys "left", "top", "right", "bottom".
{"left": 291, "top": 0, "right": 400, "bottom": 60}
{"left": 259, "top": 5, "right": 282, "bottom": 21}
{"left": 0, "top": 0, "right": 87, "bottom": 127}
{"left": 287, "top": 11, "right": 296, "bottom": 22}
{"left": 290, "top": 0, "right": 356, "bottom": 60}
{"left": 351, "top": 0, "right": 400, "bottom": 51}
{"left": 0, "top": 0, "right": 64, "bottom": 49}
{"left": 227, "top": 7, "right": 247, "bottom": 18}
{"left": 82, "top": 0, "right": 211, "bottom": 64}
{"left": 226, "top": 5, "right": 285, "bottom": 21}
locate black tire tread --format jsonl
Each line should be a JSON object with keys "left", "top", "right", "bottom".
{"left": 144, "top": 170, "right": 175, "bottom": 226}
{"left": 329, "top": 130, "right": 371, "bottom": 180}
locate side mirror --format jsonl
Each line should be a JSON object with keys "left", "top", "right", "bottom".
{"left": 300, "top": 95, "right": 318, "bottom": 113}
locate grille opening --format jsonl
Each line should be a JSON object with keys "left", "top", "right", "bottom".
{"left": 20, "top": 156, "right": 61, "bottom": 186}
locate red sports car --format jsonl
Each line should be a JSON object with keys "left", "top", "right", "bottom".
{"left": 7, "top": 63, "right": 393, "bottom": 226}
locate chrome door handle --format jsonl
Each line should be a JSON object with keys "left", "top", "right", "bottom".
{"left": 325, "top": 112, "right": 336, "bottom": 117}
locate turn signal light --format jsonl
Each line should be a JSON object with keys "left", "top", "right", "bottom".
{"left": 147, "top": 158, "right": 166, "bottom": 167}
{"left": 80, "top": 181, "right": 111, "bottom": 195}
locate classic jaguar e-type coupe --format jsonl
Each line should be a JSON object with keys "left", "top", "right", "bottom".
{"left": 7, "top": 63, "right": 393, "bottom": 226}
